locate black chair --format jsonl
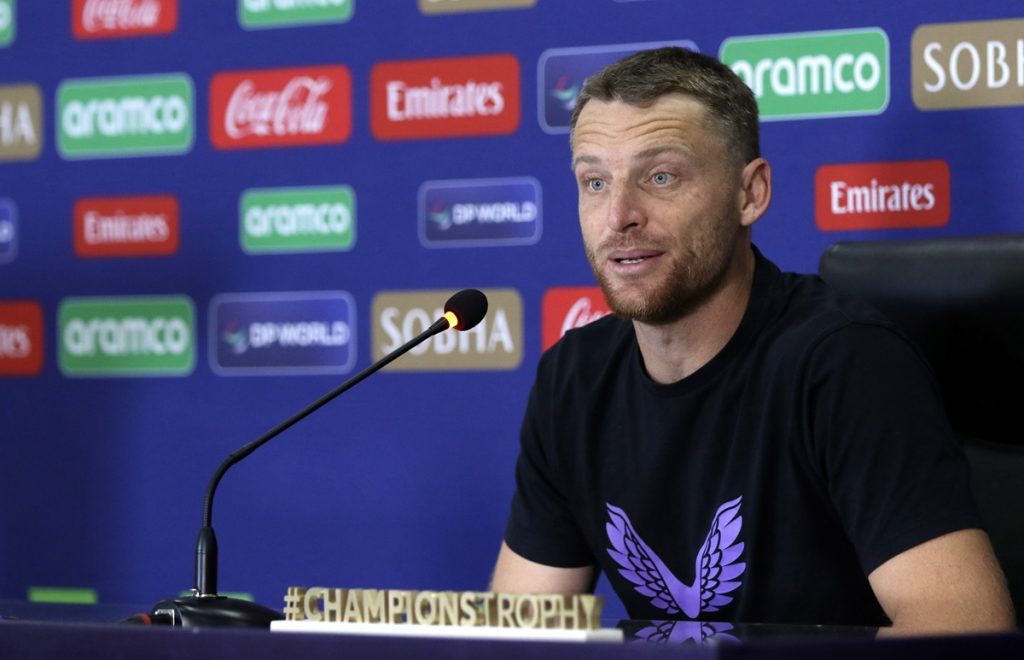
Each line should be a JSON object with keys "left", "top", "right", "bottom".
{"left": 819, "top": 234, "right": 1024, "bottom": 626}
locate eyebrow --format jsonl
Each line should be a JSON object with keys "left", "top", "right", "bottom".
{"left": 571, "top": 144, "right": 694, "bottom": 172}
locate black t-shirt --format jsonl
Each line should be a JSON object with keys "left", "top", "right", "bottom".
{"left": 504, "top": 247, "right": 981, "bottom": 626}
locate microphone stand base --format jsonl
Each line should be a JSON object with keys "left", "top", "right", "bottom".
{"left": 151, "top": 595, "right": 284, "bottom": 628}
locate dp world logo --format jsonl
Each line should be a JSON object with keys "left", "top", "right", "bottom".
{"left": 720, "top": 27, "right": 889, "bottom": 120}
{"left": 58, "top": 296, "right": 196, "bottom": 376}
{"left": 538, "top": 40, "right": 697, "bottom": 134}
{"left": 0, "top": 198, "right": 16, "bottom": 263}
{"left": 210, "top": 291, "right": 355, "bottom": 376}
{"left": 419, "top": 177, "right": 540, "bottom": 248}
{"left": 57, "top": 73, "right": 194, "bottom": 158}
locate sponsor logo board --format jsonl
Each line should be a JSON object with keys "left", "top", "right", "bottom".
{"left": 240, "top": 185, "right": 355, "bottom": 254}
{"left": 538, "top": 40, "right": 697, "bottom": 134}
{"left": 912, "top": 19, "right": 1024, "bottom": 110}
{"left": 371, "top": 54, "right": 520, "bottom": 141}
{"left": 541, "top": 287, "right": 611, "bottom": 350}
{"left": 0, "top": 0, "right": 13, "bottom": 47}
{"left": 57, "top": 73, "right": 194, "bottom": 159}
{"left": 720, "top": 27, "right": 889, "bottom": 120}
{"left": 418, "top": 0, "right": 535, "bottom": 14}
{"left": 210, "top": 65, "right": 352, "bottom": 149}
{"left": 0, "top": 300, "right": 43, "bottom": 376}
{"left": 58, "top": 295, "right": 195, "bottom": 376}
{"left": 238, "top": 0, "right": 353, "bottom": 29}
{"left": 371, "top": 288, "right": 522, "bottom": 371}
{"left": 209, "top": 291, "right": 356, "bottom": 376}
{"left": 0, "top": 198, "right": 16, "bottom": 263}
{"left": 74, "top": 195, "right": 180, "bottom": 258}
{"left": 419, "top": 177, "right": 540, "bottom": 248}
{"left": 72, "top": 0, "right": 178, "bottom": 40}
{"left": 0, "top": 83, "right": 42, "bottom": 161}
{"left": 815, "top": 160, "right": 950, "bottom": 231}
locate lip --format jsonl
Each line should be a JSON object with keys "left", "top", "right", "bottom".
{"left": 604, "top": 249, "right": 665, "bottom": 275}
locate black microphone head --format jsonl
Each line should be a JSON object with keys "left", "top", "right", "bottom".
{"left": 444, "top": 289, "right": 488, "bottom": 331}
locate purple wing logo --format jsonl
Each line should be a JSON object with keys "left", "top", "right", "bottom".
{"left": 634, "top": 620, "right": 739, "bottom": 645}
{"left": 606, "top": 496, "right": 745, "bottom": 619}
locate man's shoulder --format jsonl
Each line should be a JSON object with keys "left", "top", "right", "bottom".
{"left": 761, "top": 266, "right": 920, "bottom": 369}
{"left": 537, "top": 314, "right": 633, "bottom": 381}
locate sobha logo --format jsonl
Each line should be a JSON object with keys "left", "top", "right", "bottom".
{"left": 912, "top": 19, "right": 1024, "bottom": 110}
{"left": 241, "top": 185, "right": 355, "bottom": 254}
{"left": 58, "top": 296, "right": 195, "bottom": 376}
{"left": 239, "top": 0, "right": 353, "bottom": 29}
{"left": 57, "top": 73, "right": 194, "bottom": 158}
{"left": 720, "top": 28, "right": 889, "bottom": 120}
{"left": 0, "top": 83, "right": 42, "bottom": 162}
{"left": 0, "top": 0, "right": 13, "bottom": 47}
{"left": 372, "top": 288, "right": 522, "bottom": 371}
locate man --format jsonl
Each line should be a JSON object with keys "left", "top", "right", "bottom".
{"left": 492, "top": 47, "right": 1014, "bottom": 633}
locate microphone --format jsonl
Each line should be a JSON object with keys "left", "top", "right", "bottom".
{"left": 147, "top": 289, "right": 488, "bottom": 627}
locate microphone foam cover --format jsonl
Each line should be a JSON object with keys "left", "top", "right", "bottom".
{"left": 444, "top": 289, "right": 488, "bottom": 331}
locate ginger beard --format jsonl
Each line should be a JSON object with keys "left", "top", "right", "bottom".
{"left": 584, "top": 204, "right": 742, "bottom": 326}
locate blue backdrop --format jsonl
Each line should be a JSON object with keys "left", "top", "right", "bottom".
{"left": 1, "top": 0, "right": 1021, "bottom": 619}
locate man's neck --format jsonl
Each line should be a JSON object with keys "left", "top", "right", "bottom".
{"left": 633, "top": 245, "right": 756, "bottom": 385}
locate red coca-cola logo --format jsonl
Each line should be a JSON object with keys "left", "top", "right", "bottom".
{"left": 541, "top": 287, "right": 612, "bottom": 350}
{"left": 72, "top": 0, "right": 178, "bottom": 40}
{"left": 0, "top": 301, "right": 43, "bottom": 376}
{"left": 210, "top": 65, "right": 352, "bottom": 150}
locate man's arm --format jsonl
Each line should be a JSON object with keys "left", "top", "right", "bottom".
{"left": 490, "top": 541, "right": 596, "bottom": 594}
{"left": 869, "top": 528, "right": 1015, "bottom": 635}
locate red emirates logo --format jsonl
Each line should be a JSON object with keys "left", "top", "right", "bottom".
{"left": 210, "top": 65, "right": 352, "bottom": 150}
{"left": 542, "top": 287, "right": 611, "bottom": 350}
{"left": 74, "top": 195, "right": 180, "bottom": 258}
{"left": 0, "top": 301, "right": 43, "bottom": 376}
{"left": 371, "top": 54, "right": 520, "bottom": 141}
{"left": 72, "top": 0, "right": 178, "bottom": 40}
{"left": 815, "top": 160, "right": 951, "bottom": 231}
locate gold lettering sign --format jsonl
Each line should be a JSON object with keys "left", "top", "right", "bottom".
{"left": 283, "top": 587, "right": 602, "bottom": 630}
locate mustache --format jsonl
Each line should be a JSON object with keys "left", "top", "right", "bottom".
{"left": 593, "top": 235, "right": 671, "bottom": 254}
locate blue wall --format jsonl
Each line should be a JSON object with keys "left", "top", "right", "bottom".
{"left": 1, "top": 0, "right": 1021, "bottom": 617}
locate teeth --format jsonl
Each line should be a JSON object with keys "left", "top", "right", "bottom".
{"left": 618, "top": 258, "right": 644, "bottom": 264}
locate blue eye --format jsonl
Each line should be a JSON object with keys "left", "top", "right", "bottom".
{"left": 587, "top": 178, "right": 606, "bottom": 192}
{"left": 652, "top": 172, "right": 672, "bottom": 185}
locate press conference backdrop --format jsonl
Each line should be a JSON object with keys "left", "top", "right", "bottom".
{"left": 1, "top": 0, "right": 1022, "bottom": 618}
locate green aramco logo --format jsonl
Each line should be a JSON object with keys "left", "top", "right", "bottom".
{"left": 240, "top": 185, "right": 356, "bottom": 254}
{"left": 238, "top": 0, "right": 353, "bottom": 29}
{"left": 58, "top": 296, "right": 196, "bottom": 376}
{"left": 720, "top": 28, "right": 889, "bottom": 120}
{"left": 57, "top": 73, "right": 194, "bottom": 159}
{"left": 0, "top": 0, "right": 14, "bottom": 47}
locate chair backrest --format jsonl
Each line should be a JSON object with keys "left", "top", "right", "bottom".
{"left": 819, "top": 234, "right": 1024, "bottom": 625}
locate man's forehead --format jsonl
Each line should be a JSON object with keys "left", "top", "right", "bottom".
{"left": 570, "top": 94, "right": 716, "bottom": 162}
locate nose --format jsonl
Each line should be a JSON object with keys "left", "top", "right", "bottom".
{"left": 606, "top": 183, "right": 645, "bottom": 232}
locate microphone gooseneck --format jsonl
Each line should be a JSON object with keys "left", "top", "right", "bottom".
{"left": 150, "top": 289, "right": 489, "bottom": 628}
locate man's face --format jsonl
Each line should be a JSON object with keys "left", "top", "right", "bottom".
{"left": 571, "top": 94, "right": 746, "bottom": 325}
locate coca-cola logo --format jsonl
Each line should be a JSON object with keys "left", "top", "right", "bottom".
{"left": 225, "top": 77, "right": 332, "bottom": 139}
{"left": 210, "top": 66, "right": 352, "bottom": 150}
{"left": 72, "top": 0, "right": 178, "bottom": 40}
{"left": 541, "top": 286, "right": 612, "bottom": 350}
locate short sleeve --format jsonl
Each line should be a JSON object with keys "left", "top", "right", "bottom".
{"left": 806, "top": 323, "right": 983, "bottom": 574}
{"left": 503, "top": 357, "right": 595, "bottom": 568}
